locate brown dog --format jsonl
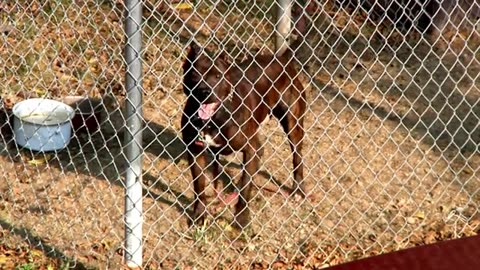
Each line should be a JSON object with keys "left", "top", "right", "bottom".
{"left": 181, "top": 42, "right": 306, "bottom": 229}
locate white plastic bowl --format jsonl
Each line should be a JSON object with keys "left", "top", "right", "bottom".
{"left": 13, "top": 98, "right": 75, "bottom": 152}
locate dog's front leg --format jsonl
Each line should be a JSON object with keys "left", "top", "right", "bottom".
{"left": 234, "top": 136, "right": 262, "bottom": 230}
{"left": 187, "top": 148, "right": 209, "bottom": 226}
{"left": 212, "top": 156, "right": 222, "bottom": 196}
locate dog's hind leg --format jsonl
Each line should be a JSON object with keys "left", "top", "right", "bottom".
{"left": 234, "top": 135, "right": 262, "bottom": 230}
{"left": 273, "top": 99, "right": 306, "bottom": 199}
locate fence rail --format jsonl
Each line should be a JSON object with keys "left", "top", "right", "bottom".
{"left": 0, "top": 0, "right": 479, "bottom": 269}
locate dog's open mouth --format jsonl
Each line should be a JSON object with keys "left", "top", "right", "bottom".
{"left": 198, "top": 102, "right": 220, "bottom": 120}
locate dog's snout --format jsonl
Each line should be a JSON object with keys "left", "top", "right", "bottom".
{"left": 196, "top": 87, "right": 213, "bottom": 102}
{"left": 201, "top": 88, "right": 210, "bottom": 95}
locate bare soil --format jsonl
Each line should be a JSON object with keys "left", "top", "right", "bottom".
{"left": 0, "top": 1, "right": 479, "bottom": 269}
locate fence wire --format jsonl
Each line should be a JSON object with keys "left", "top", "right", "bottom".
{"left": 0, "top": 0, "right": 479, "bottom": 269}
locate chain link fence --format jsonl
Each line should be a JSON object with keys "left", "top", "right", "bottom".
{"left": 0, "top": 0, "right": 479, "bottom": 269}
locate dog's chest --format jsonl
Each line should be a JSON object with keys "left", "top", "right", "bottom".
{"left": 199, "top": 130, "right": 222, "bottom": 148}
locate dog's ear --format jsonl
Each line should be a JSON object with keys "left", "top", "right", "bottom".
{"left": 183, "top": 40, "right": 201, "bottom": 73}
{"left": 187, "top": 40, "right": 201, "bottom": 60}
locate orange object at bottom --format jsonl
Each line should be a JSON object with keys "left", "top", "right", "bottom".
{"left": 328, "top": 235, "right": 480, "bottom": 270}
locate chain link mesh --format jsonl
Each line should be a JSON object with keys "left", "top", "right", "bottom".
{"left": 0, "top": 0, "right": 478, "bottom": 268}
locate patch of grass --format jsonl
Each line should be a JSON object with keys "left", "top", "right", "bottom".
{"left": 15, "top": 263, "right": 36, "bottom": 270}
{"left": 190, "top": 220, "right": 213, "bottom": 244}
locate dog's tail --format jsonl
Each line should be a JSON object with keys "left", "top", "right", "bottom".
{"left": 278, "top": 1, "right": 318, "bottom": 59}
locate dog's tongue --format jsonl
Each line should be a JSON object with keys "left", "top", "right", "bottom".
{"left": 198, "top": 103, "right": 218, "bottom": 120}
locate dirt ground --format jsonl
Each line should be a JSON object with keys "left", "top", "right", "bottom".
{"left": 0, "top": 1, "right": 479, "bottom": 269}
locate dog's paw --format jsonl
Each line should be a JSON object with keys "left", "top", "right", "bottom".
{"left": 189, "top": 206, "right": 207, "bottom": 227}
{"left": 290, "top": 188, "right": 309, "bottom": 202}
{"left": 292, "top": 192, "right": 304, "bottom": 202}
{"left": 232, "top": 211, "right": 251, "bottom": 232}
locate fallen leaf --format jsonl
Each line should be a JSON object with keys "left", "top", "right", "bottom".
{"left": 406, "top": 217, "right": 416, "bottom": 224}
{"left": 87, "top": 57, "right": 98, "bottom": 65}
{"left": 34, "top": 88, "right": 46, "bottom": 97}
{"left": 413, "top": 211, "right": 425, "bottom": 219}
{"left": 247, "top": 243, "right": 256, "bottom": 251}
{"left": 59, "top": 74, "right": 76, "bottom": 83}
{"left": 0, "top": 254, "right": 11, "bottom": 264}
{"left": 173, "top": 3, "right": 193, "bottom": 10}
{"left": 30, "top": 249, "right": 43, "bottom": 258}
{"left": 218, "top": 220, "right": 233, "bottom": 232}
{"left": 28, "top": 158, "right": 46, "bottom": 166}
{"left": 28, "top": 156, "right": 51, "bottom": 166}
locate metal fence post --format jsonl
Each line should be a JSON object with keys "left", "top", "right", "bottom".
{"left": 124, "top": 0, "right": 144, "bottom": 268}
{"left": 276, "top": 0, "right": 292, "bottom": 55}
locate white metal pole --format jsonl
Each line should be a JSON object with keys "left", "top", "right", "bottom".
{"left": 124, "top": 0, "right": 143, "bottom": 268}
